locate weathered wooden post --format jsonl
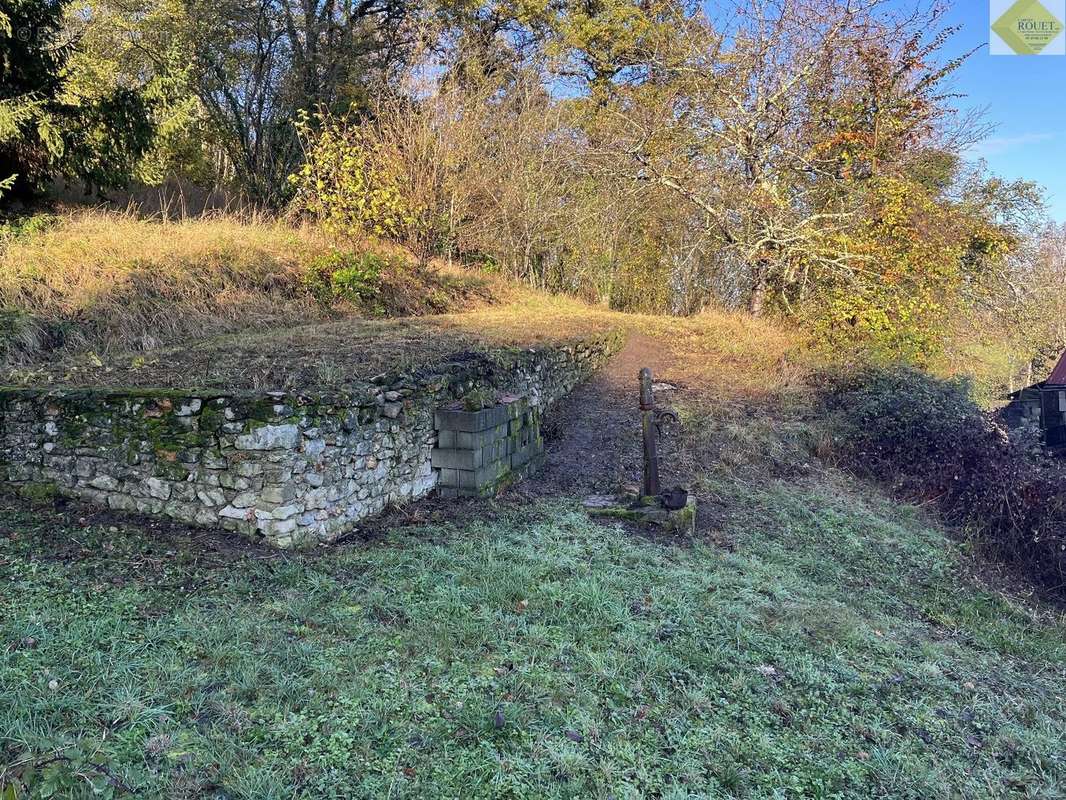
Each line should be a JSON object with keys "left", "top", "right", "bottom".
{"left": 640, "top": 367, "right": 660, "bottom": 498}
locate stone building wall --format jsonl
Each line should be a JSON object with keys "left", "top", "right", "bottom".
{"left": 0, "top": 333, "right": 621, "bottom": 547}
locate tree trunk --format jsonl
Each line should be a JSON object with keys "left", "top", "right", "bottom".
{"left": 748, "top": 267, "right": 768, "bottom": 317}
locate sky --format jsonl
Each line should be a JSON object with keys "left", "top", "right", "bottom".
{"left": 945, "top": 1, "right": 1066, "bottom": 220}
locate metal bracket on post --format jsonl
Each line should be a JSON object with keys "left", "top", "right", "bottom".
{"left": 639, "top": 367, "right": 678, "bottom": 499}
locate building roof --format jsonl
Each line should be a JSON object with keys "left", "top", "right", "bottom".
{"left": 1007, "top": 384, "right": 1043, "bottom": 400}
{"left": 1049, "top": 351, "right": 1066, "bottom": 387}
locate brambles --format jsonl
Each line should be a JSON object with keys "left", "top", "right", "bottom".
{"left": 826, "top": 365, "right": 1066, "bottom": 589}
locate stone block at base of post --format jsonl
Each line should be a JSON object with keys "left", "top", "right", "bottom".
{"left": 583, "top": 490, "right": 696, "bottom": 536}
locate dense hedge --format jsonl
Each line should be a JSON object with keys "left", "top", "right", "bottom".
{"left": 825, "top": 366, "right": 1066, "bottom": 591}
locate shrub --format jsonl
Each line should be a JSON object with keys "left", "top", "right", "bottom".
{"left": 0, "top": 212, "right": 59, "bottom": 242}
{"left": 289, "top": 111, "right": 411, "bottom": 240}
{"left": 302, "top": 251, "right": 385, "bottom": 308}
{"left": 825, "top": 365, "right": 1066, "bottom": 591}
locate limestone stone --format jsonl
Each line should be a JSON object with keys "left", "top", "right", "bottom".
{"left": 261, "top": 483, "right": 295, "bottom": 504}
{"left": 175, "top": 399, "right": 201, "bottom": 417}
{"left": 89, "top": 475, "right": 120, "bottom": 491}
{"left": 219, "top": 504, "right": 253, "bottom": 520}
{"left": 235, "top": 424, "right": 301, "bottom": 451}
{"left": 231, "top": 491, "right": 258, "bottom": 508}
{"left": 196, "top": 487, "right": 226, "bottom": 507}
{"left": 271, "top": 504, "right": 301, "bottom": 520}
{"left": 145, "top": 477, "right": 171, "bottom": 500}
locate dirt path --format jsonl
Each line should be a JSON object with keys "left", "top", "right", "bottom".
{"left": 526, "top": 332, "right": 680, "bottom": 497}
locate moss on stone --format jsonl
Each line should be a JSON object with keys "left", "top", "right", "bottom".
{"left": 589, "top": 497, "right": 696, "bottom": 535}
{"left": 229, "top": 397, "right": 280, "bottom": 424}
{"left": 153, "top": 456, "right": 191, "bottom": 481}
{"left": 197, "top": 401, "right": 226, "bottom": 435}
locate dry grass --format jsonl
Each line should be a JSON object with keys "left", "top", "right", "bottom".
{"left": 0, "top": 209, "right": 813, "bottom": 396}
{"left": 0, "top": 210, "right": 333, "bottom": 357}
{"left": 442, "top": 297, "right": 813, "bottom": 403}
{"left": 2, "top": 285, "right": 816, "bottom": 404}
{"left": 4, "top": 295, "right": 617, "bottom": 391}
{"left": 0, "top": 210, "right": 508, "bottom": 366}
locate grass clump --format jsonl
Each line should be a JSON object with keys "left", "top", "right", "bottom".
{"left": 2, "top": 480, "right": 1065, "bottom": 798}
{"left": 303, "top": 251, "right": 385, "bottom": 308}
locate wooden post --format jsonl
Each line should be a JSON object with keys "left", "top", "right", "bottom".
{"left": 640, "top": 367, "right": 660, "bottom": 498}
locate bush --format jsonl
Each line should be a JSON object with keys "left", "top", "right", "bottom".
{"left": 825, "top": 365, "right": 1066, "bottom": 591}
{"left": 289, "top": 111, "right": 411, "bottom": 241}
{"left": 302, "top": 251, "right": 385, "bottom": 307}
{"left": 0, "top": 212, "right": 59, "bottom": 242}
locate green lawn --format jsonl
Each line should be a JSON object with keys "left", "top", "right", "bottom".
{"left": 2, "top": 476, "right": 1065, "bottom": 799}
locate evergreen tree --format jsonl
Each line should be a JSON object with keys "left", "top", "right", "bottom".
{"left": 0, "top": 0, "right": 152, "bottom": 205}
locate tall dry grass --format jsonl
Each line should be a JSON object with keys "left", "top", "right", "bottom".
{"left": 0, "top": 209, "right": 336, "bottom": 359}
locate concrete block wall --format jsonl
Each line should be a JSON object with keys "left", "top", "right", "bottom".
{"left": 433, "top": 397, "right": 544, "bottom": 497}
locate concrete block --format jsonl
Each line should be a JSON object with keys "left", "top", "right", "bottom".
{"left": 435, "top": 405, "right": 509, "bottom": 433}
{"left": 455, "top": 423, "right": 509, "bottom": 450}
{"left": 432, "top": 447, "right": 480, "bottom": 470}
{"left": 459, "top": 460, "right": 508, "bottom": 491}
{"left": 503, "top": 398, "right": 529, "bottom": 420}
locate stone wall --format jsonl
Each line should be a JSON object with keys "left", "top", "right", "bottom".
{"left": 0, "top": 333, "right": 621, "bottom": 547}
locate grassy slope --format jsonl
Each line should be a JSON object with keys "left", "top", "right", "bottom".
{"left": 0, "top": 211, "right": 506, "bottom": 373}
{"left": 2, "top": 477, "right": 1065, "bottom": 799}
{"left": 2, "top": 224, "right": 1065, "bottom": 798}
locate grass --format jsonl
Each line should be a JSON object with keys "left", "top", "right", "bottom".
{"left": 0, "top": 211, "right": 332, "bottom": 357}
{"left": 0, "top": 210, "right": 505, "bottom": 370}
{"left": 3, "top": 209, "right": 1064, "bottom": 798}
{"left": 0, "top": 209, "right": 812, "bottom": 396}
{"left": 0, "top": 290, "right": 809, "bottom": 397}
{"left": 2, "top": 476, "right": 1065, "bottom": 798}
{"left": 0, "top": 295, "right": 621, "bottom": 391}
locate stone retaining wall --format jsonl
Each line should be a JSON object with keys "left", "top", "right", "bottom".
{"left": 0, "top": 333, "right": 621, "bottom": 547}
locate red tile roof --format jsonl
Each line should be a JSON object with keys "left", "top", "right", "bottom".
{"left": 1049, "top": 351, "right": 1066, "bottom": 386}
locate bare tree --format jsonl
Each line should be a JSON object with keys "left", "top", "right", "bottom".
{"left": 188, "top": 0, "right": 413, "bottom": 200}
{"left": 597, "top": 0, "right": 972, "bottom": 314}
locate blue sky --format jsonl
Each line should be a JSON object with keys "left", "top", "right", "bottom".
{"left": 945, "top": 2, "right": 1066, "bottom": 220}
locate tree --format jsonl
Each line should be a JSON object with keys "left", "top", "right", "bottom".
{"left": 595, "top": 0, "right": 977, "bottom": 317}
{"left": 187, "top": 0, "right": 415, "bottom": 200}
{"left": 0, "top": 0, "right": 152, "bottom": 206}
{"left": 0, "top": 1, "right": 70, "bottom": 201}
